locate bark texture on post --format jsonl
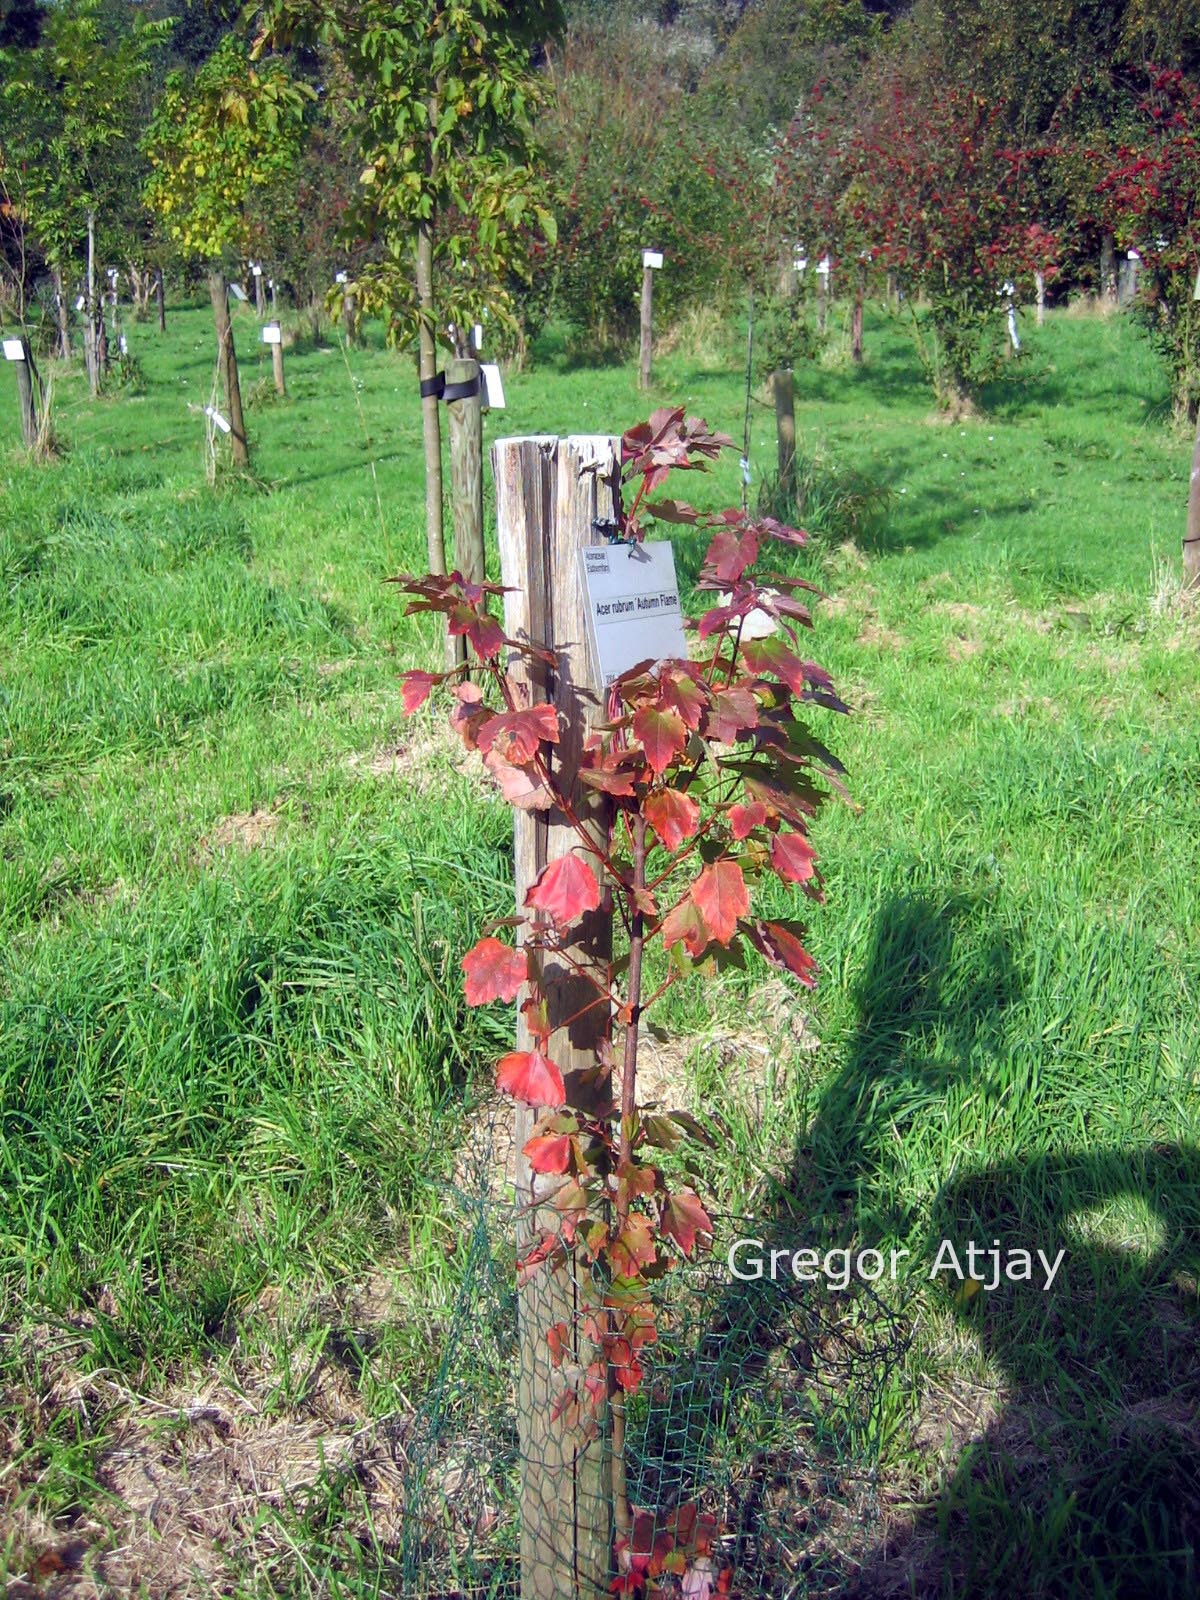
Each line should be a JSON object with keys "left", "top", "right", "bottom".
{"left": 156, "top": 267, "right": 166, "bottom": 333}
{"left": 1100, "top": 233, "right": 1117, "bottom": 303}
{"left": 1035, "top": 271, "right": 1046, "bottom": 327}
{"left": 492, "top": 434, "right": 619, "bottom": 1600}
{"left": 255, "top": 272, "right": 267, "bottom": 318}
{"left": 53, "top": 270, "right": 70, "bottom": 360}
{"left": 852, "top": 261, "right": 865, "bottom": 363}
{"left": 447, "top": 356, "right": 485, "bottom": 669}
{"left": 772, "top": 368, "right": 796, "bottom": 499}
{"left": 12, "top": 340, "right": 38, "bottom": 448}
{"left": 271, "top": 338, "right": 286, "bottom": 398}
{"left": 208, "top": 269, "right": 250, "bottom": 469}
{"left": 1185, "top": 405, "right": 1200, "bottom": 589}
{"left": 86, "top": 210, "right": 100, "bottom": 397}
{"left": 638, "top": 264, "right": 654, "bottom": 390}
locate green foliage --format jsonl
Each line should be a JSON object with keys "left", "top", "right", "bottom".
{"left": 143, "top": 34, "right": 311, "bottom": 263}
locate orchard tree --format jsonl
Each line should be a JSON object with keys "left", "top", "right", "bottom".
{"left": 144, "top": 33, "right": 310, "bottom": 469}
{"left": 253, "top": 0, "right": 563, "bottom": 584}
{"left": 1095, "top": 67, "right": 1200, "bottom": 586}
{"left": 847, "top": 74, "right": 1055, "bottom": 413}
{"left": 0, "top": 0, "right": 168, "bottom": 379}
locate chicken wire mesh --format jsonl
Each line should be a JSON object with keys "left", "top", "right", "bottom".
{"left": 388, "top": 1098, "right": 911, "bottom": 1599}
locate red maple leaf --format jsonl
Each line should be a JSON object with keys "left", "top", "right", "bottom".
{"left": 496, "top": 1049, "right": 566, "bottom": 1107}
{"left": 728, "top": 802, "right": 767, "bottom": 840}
{"left": 661, "top": 1188, "right": 713, "bottom": 1257}
{"left": 476, "top": 703, "right": 559, "bottom": 767}
{"left": 524, "top": 1131, "right": 574, "bottom": 1174}
{"left": 660, "top": 897, "right": 709, "bottom": 958}
{"left": 525, "top": 854, "right": 602, "bottom": 925}
{"left": 770, "top": 830, "right": 818, "bottom": 884}
{"left": 644, "top": 787, "right": 701, "bottom": 850}
{"left": 400, "top": 670, "right": 439, "bottom": 713}
{"left": 633, "top": 705, "right": 687, "bottom": 776}
{"left": 690, "top": 860, "right": 749, "bottom": 945}
{"left": 461, "top": 937, "right": 528, "bottom": 1005}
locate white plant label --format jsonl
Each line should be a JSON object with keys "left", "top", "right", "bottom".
{"left": 580, "top": 540, "right": 687, "bottom": 685}
{"left": 251, "top": 264, "right": 263, "bottom": 276}
{"left": 2, "top": 339, "right": 26, "bottom": 362}
{"left": 205, "top": 405, "right": 231, "bottom": 434}
{"left": 480, "top": 362, "right": 505, "bottom": 409}
{"left": 119, "top": 335, "right": 128, "bottom": 354}
{"left": 262, "top": 323, "right": 282, "bottom": 345}
{"left": 75, "top": 295, "right": 86, "bottom": 312}
{"left": 473, "top": 323, "right": 483, "bottom": 350}
{"left": 816, "top": 256, "right": 831, "bottom": 277}
{"left": 1193, "top": 264, "right": 1200, "bottom": 302}
{"left": 642, "top": 249, "right": 664, "bottom": 270}
{"left": 335, "top": 271, "right": 348, "bottom": 285}
{"left": 229, "top": 283, "right": 248, "bottom": 302}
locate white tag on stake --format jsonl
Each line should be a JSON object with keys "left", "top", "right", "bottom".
{"left": 579, "top": 541, "right": 687, "bottom": 685}
{"left": 262, "top": 323, "right": 282, "bottom": 345}
{"left": 2, "top": 339, "right": 25, "bottom": 362}
{"left": 643, "top": 249, "right": 664, "bottom": 270}
{"left": 205, "top": 405, "right": 232, "bottom": 434}
{"left": 480, "top": 362, "right": 505, "bottom": 409}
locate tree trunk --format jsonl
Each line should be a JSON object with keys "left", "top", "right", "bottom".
{"left": 52, "top": 269, "right": 70, "bottom": 360}
{"left": 772, "top": 368, "right": 795, "bottom": 499}
{"left": 1100, "top": 233, "right": 1117, "bottom": 303}
{"left": 638, "top": 263, "right": 653, "bottom": 390}
{"left": 447, "top": 356, "right": 485, "bottom": 647}
{"left": 86, "top": 209, "right": 100, "bottom": 397}
{"left": 254, "top": 270, "right": 266, "bottom": 318}
{"left": 156, "top": 267, "right": 166, "bottom": 333}
{"left": 208, "top": 268, "right": 250, "bottom": 469}
{"left": 415, "top": 221, "right": 447, "bottom": 595}
{"left": 851, "top": 261, "right": 865, "bottom": 363}
{"left": 1186, "top": 403, "right": 1200, "bottom": 589}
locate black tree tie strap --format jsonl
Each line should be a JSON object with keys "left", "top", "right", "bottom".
{"left": 443, "top": 372, "right": 482, "bottom": 403}
{"left": 419, "top": 372, "right": 445, "bottom": 400}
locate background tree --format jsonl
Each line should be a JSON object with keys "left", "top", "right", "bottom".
{"left": 254, "top": 0, "right": 563, "bottom": 584}
{"left": 144, "top": 32, "right": 310, "bottom": 469}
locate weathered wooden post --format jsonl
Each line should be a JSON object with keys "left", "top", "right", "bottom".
{"left": 262, "top": 321, "right": 286, "bottom": 396}
{"left": 773, "top": 368, "right": 796, "bottom": 499}
{"left": 1100, "top": 233, "right": 1117, "bottom": 304}
{"left": 446, "top": 358, "right": 485, "bottom": 665}
{"left": 156, "top": 267, "right": 166, "bottom": 333}
{"left": 252, "top": 263, "right": 267, "bottom": 318}
{"left": 816, "top": 254, "right": 831, "bottom": 335}
{"left": 492, "top": 434, "right": 619, "bottom": 1600}
{"left": 208, "top": 270, "right": 250, "bottom": 469}
{"left": 639, "top": 249, "right": 662, "bottom": 390}
{"left": 852, "top": 257, "right": 866, "bottom": 363}
{"left": 1035, "top": 271, "right": 1046, "bottom": 327}
{"left": 3, "top": 336, "right": 39, "bottom": 448}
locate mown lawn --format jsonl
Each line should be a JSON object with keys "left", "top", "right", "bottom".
{"left": 1, "top": 298, "right": 1197, "bottom": 1598}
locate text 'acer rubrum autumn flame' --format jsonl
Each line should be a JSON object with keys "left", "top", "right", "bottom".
{"left": 390, "top": 405, "right": 853, "bottom": 1598}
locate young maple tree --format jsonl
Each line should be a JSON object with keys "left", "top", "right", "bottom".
{"left": 846, "top": 73, "right": 1055, "bottom": 414}
{"left": 393, "top": 407, "right": 851, "bottom": 1595}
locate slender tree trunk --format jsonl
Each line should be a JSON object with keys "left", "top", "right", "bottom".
{"left": 852, "top": 261, "right": 865, "bottom": 363}
{"left": 1186, "top": 403, "right": 1200, "bottom": 589}
{"left": 1100, "top": 233, "right": 1117, "bottom": 303}
{"left": 415, "top": 221, "right": 447, "bottom": 591}
{"left": 208, "top": 268, "right": 250, "bottom": 469}
{"left": 52, "top": 268, "right": 70, "bottom": 360}
{"left": 255, "top": 270, "right": 266, "bottom": 318}
{"left": 156, "top": 267, "right": 166, "bottom": 333}
{"left": 86, "top": 209, "right": 100, "bottom": 397}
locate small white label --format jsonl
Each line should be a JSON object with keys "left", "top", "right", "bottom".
{"left": 2, "top": 338, "right": 25, "bottom": 361}
{"left": 1194, "top": 265, "right": 1200, "bottom": 302}
{"left": 480, "top": 362, "right": 505, "bottom": 409}
{"left": 816, "top": 255, "right": 831, "bottom": 277}
{"left": 580, "top": 540, "right": 687, "bottom": 684}
{"left": 262, "top": 323, "right": 282, "bottom": 345}
{"left": 643, "top": 249, "right": 664, "bottom": 270}
{"left": 1128, "top": 249, "right": 1141, "bottom": 262}
{"left": 335, "top": 271, "right": 348, "bottom": 285}
{"left": 107, "top": 268, "right": 118, "bottom": 283}
{"left": 75, "top": 295, "right": 86, "bottom": 312}
{"left": 205, "top": 405, "right": 231, "bottom": 434}
{"left": 229, "top": 283, "right": 248, "bottom": 301}
{"left": 251, "top": 263, "right": 263, "bottom": 276}
{"left": 473, "top": 323, "right": 483, "bottom": 350}
{"left": 794, "top": 254, "right": 807, "bottom": 273}
{"left": 119, "top": 335, "right": 128, "bottom": 354}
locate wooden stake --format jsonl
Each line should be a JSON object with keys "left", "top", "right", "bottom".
{"left": 772, "top": 368, "right": 795, "bottom": 499}
{"left": 1185, "top": 404, "right": 1200, "bottom": 590}
{"left": 639, "top": 262, "right": 654, "bottom": 390}
{"left": 9, "top": 339, "right": 38, "bottom": 447}
{"left": 447, "top": 357, "right": 485, "bottom": 669}
{"left": 492, "top": 434, "right": 619, "bottom": 1600}
{"left": 254, "top": 270, "right": 267, "bottom": 318}
{"left": 852, "top": 260, "right": 865, "bottom": 363}
{"left": 1036, "top": 271, "right": 1046, "bottom": 327}
{"left": 271, "top": 338, "right": 286, "bottom": 398}
{"left": 156, "top": 267, "right": 166, "bottom": 333}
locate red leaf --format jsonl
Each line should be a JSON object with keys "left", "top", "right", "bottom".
{"left": 633, "top": 705, "right": 687, "bottom": 776}
{"left": 690, "top": 860, "right": 749, "bottom": 946}
{"left": 609, "top": 1213, "right": 658, "bottom": 1276}
{"left": 525, "top": 854, "right": 602, "bottom": 926}
{"left": 659, "top": 898, "right": 709, "bottom": 958}
{"left": 524, "top": 1132, "right": 573, "bottom": 1174}
{"left": 497, "top": 1049, "right": 566, "bottom": 1107}
{"left": 743, "top": 636, "right": 806, "bottom": 696}
{"left": 400, "top": 670, "right": 439, "bottom": 713}
{"left": 661, "top": 1188, "right": 713, "bottom": 1257}
{"left": 705, "top": 687, "right": 758, "bottom": 743}
{"left": 770, "top": 830, "right": 818, "bottom": 884}
{"left": 477, "top": 703, "right": 560, "bottom": 766}
{"left": 705, "top": 526, "right": 760, "bottom": 585}
{"left": 546, "top": 1320, "right": 570, "bottom": 1365}
{"left": 644, "top": 787, "right": 700, "bottom": 850}
{"left": 484, "top": 749, "right": 554, "bottom": 810}
{"left": 462, "top": 937, "right": 527, "bottom": 1005}
{"left": 658, "top": 668, "right": 708, "bottom": 730}
{"left": 749, "top": 919, "right": 818, "bottom": 987}
{"left": 728, "top": 801, "right": 767, "bottom": 840}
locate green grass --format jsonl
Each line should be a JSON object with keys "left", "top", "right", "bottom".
{"left": 1, "top": 297, "right": 1198, "bottom": 1597}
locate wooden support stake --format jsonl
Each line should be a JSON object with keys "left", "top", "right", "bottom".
{"left": 1035, "top": 271, "right": 1046, "bottom": 327}
{"left": 852, "top": 260, "right": 866, "bottom": 363}
{"left": 772, "top": 368, "right": 795, "bottom": 499}
{"left": 208, "top": 269, "right": 250, "bottom": 469}
{"left": 271, "top": 339, "right": 286, "bottom": 398}
{"left": 639, "top": 263, "right": 654, "bottom": 390}
{"left": 9, "top": 339, "right": 38, "bottom": 447}
{"left": 254, "top": 271, "right": 267, "bottom": 318}
{"left": 447, "top": 357, "right": 485, "bottom": 671}
{"left": 492, "top": 434, "right": 619, "bottom": 1600}
{"left": 1185, "top": 405, "right": 1200, "bottom": 590}
{"left": 156, "top": 267, "right": 166, "bottom": 333}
